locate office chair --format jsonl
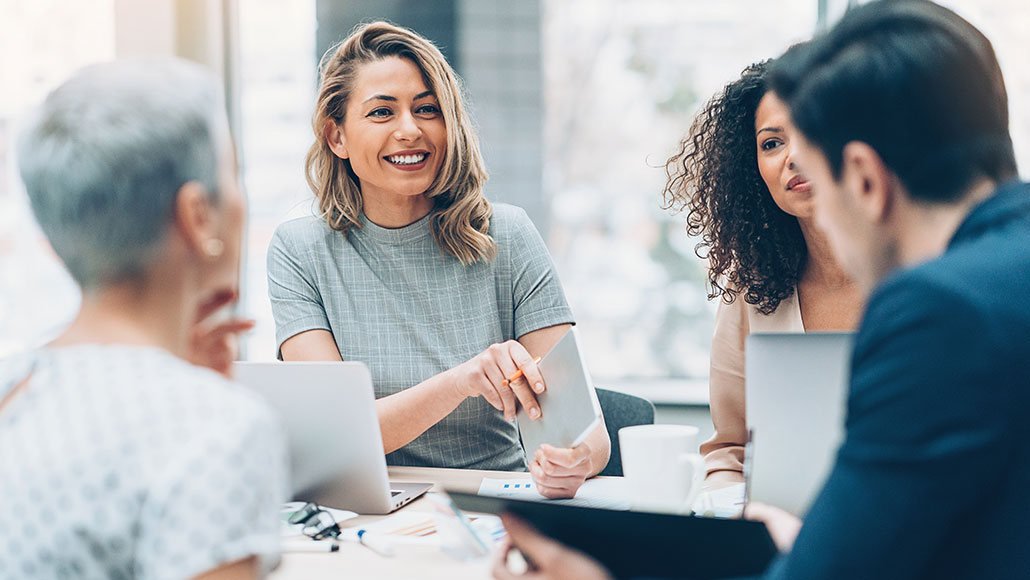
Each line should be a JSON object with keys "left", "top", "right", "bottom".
{"left": 595, "top": 387, "right": 656, "bottom": 476}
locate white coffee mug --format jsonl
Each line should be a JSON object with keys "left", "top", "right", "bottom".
{"left": 618, "top": 424, "right": 705, "bottom": 514}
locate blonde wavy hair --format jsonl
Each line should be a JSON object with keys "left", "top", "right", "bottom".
{"left": 306, "top": 21, "right": 496, "bottom": 265}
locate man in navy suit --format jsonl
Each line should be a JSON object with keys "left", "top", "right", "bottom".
{"left": 493, "top": 2, "right": 1030, "bottom": 579}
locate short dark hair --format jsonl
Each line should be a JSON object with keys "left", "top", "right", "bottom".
{"left": 770, "top": 0, "right": 1017, "bottom": 203}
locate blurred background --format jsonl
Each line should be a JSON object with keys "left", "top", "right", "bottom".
{"left": 3, "top": 0, "right": 1029, "bottom": 433}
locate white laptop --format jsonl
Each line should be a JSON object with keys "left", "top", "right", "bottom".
{"left": 232, "top": 361, "right": 432, "bottom": 515}
{"left": 745, "top": 332, "right": 854, "bottom": 517}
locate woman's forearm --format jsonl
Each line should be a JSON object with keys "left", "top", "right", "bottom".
{"left": 584, "top": 421, "right": 611, "bottom": 477}
{"left": 282, "top": 330, "right": 471, "bottom": 454}
{"left": 374, "top": 368, "right": 468, "bottom": 453}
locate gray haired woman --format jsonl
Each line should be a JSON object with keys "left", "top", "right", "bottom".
{"left": 0, "top": 58, "right": 286, "bottom": 580}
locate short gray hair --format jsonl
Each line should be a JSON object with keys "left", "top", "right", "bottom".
{"left": 17, "top": 57, "right": 225, "bottom": 290}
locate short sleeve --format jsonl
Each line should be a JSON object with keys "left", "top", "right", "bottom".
{"left": 505, "top": 207, "right": 575, "bottom": 338}
{"left": 134, "top": 404, "right": 288, "bottom": 580}
{"left": 267, "top": 222, "right": 332, "bottom": 358}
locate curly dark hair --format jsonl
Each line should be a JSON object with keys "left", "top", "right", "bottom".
{"left": 662, "top": 60, "right": 806, "bottom": 315}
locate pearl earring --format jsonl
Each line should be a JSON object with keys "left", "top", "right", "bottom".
{"left": 204, "top": 239, "right": 225, "bottom": 258}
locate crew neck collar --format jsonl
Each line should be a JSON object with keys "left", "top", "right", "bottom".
{"left": 357, "top": 211, "right": 433, "bottom": 245}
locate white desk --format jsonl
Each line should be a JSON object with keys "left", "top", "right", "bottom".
{"left": 269, "top": 466, "right": 739, "bottom": 579}
{"left": 269, "top": 466, "right": 518, "bottom": 579}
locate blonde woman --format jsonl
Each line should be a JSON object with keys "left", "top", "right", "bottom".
{"left": 267, "top": 22, "right": 609, "bottom": 497}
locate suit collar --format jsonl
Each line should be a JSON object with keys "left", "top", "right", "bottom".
{"left": 949, "top": 180, "right": 1030, "bottom": 248}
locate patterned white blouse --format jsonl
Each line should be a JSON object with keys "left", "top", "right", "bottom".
{"left": 0, "top": 345, "right": 288, "bottom": 580}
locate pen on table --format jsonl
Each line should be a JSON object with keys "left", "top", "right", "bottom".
{"left": 282, "top": 539, "right": 340, "bottom": 553}
{"left": 502, "top": 356, "right": 542, "bottom": 387}
{"left": 357, "top": 529, "right": 395, "bottom": 557}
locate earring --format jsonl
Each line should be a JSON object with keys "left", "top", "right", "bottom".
{"left": 203, "top": 238, "right": 225, "bottom": 258}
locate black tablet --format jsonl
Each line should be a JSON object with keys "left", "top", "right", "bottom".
{"left": 445, "top": 490, "right": 778, "bottom": 580}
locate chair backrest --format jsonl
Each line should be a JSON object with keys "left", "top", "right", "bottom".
{"left": 595, "top": 388, "right": 656, "bottom": 476}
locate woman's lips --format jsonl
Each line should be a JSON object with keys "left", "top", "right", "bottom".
{"left": 384, "top": 151, "right": 430, "bottom": 172}
{"left": 786, "top": 175, "right": 811, "bottom": 192}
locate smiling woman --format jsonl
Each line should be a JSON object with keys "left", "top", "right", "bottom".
{"left": 303, "top": 21, "right": 495, "bottom": 265}
{"left": 322, "top": 56, "right": 448, "bottom": 223}
{"left": 266, "top": 21, "right": 610, "bottom": 498}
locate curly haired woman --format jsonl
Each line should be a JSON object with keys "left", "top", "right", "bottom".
{"left": 664, "top": 60, "right": 863, "bottom": 484}
{"left": 266, "top": 22, "right": 609, "bottom": 497}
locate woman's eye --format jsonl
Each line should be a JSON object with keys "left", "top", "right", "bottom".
{"left": 367, "top": 107, "right": 392, "bottom": 119}
{"left": 415, "top": 104, "right": 441, "bottom": 116}
{"left": 761, "top": 139, "right": 783, "bottom": 151}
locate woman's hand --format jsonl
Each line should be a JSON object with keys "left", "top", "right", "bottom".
{"left": 188, "top": 289, "right": 254, "bottom": 378}
{"left": 528, "top": 442, "right": 593, "bottom": 499}
{"left": 493, "top": 513, "right": 612, "bottom": 580}
{"left": 450, "top": 340, "right": 546, "bottom": 422}
{"left": 745, "top": 501, "right": 803, "bottom": 552}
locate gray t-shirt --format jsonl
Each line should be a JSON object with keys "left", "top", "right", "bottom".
{"left": 267, "top": 203, "right": 574, "bottom": 471}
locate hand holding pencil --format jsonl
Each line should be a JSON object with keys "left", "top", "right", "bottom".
{"left": 502, "top": 356, "right": 542, "bottom": 387}
{"left": 450, "top": 341, "right": 547, "bottom": 422}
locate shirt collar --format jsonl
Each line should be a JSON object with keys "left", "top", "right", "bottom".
{"left": 357, "top": 211, "right": 433, "bottom": 245}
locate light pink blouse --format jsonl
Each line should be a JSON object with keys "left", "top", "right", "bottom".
{"left": 701, "top": 288, "right": 804, "bottom": 478}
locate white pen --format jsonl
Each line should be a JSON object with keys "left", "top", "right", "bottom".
{"left": 282, "top": 539, "right": 340, "bottom": 553}
{"left": 357, "top": 529, "right": 395, "bottom": 557}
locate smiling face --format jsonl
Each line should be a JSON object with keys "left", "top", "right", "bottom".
{"left": 754, "top": 92, "right": 813, "bottom": 219}
{"left": 328, "top": 56, "right": 447, "bottom": 206}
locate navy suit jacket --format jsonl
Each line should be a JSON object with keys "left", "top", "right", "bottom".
{"left": 756, "top": 181, "right": 1030, "bottom": 579}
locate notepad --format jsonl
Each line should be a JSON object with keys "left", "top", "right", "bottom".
{"left": 516, "top": 327, "right": 602, "bottom": 458}
{"left": 478, "top": 477, "right": 631, "bottom": 510}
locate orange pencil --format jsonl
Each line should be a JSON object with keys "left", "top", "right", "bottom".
{"left": 502, "top": 356, "right": 542, "bottom": 387}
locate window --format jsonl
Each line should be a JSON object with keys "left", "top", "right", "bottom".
{"left": 0, "top": 0, "right": 115, "bottom": 356}
{"left": 542, "top": 0, "right": 818, "bottom": 381}
{"left": 237, "top": 0, "right": 317, "bottom": 361}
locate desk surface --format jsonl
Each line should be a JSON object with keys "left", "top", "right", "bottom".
{"left": 269, "top": 466, "right": 519, "bottom": 580}
{"left": 269, "top": 467, "right": 741, "bottom": 579}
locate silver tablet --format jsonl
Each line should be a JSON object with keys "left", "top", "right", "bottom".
{"left": 516, "top": 327, "right": 603, "bottom": 457}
